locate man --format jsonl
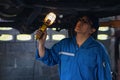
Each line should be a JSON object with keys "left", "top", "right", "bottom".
{"left": 35, "top": 15, "right": 112, "bottom": 80}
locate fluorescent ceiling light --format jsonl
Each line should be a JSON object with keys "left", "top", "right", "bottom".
{"left": 0, "top": 34, "right": 13, "bottom": 41}
{"left": 98, "top": 27, "right": 109, "bottom": 31}
{"left": 17, "top": 34, "right": 31, "bottom": 41}
{"left": 52, "top": 34, "right": 65, "bottom": 41}
{"left": 97, "top": 34, "right": 108, "bottom": 40}
{"left": 0, "top": 27, "right": 13, "bottom": 30}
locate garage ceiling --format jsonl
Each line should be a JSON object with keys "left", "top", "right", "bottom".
{"left": 0, "top": 0, "right": 120, "bottom": 33}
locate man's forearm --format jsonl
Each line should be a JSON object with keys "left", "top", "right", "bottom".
{"left": 38, "top": 44, "right": 45, "bottom": 57}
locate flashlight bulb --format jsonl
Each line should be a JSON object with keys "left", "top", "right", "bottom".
{"left": 44, "top": 12, "right": 56, "bottom": 26}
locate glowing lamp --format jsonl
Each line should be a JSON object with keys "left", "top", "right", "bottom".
{"left": 36, "top": 12, "right": 56, "bottom": 39}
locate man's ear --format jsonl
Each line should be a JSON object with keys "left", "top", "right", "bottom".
{"left": 90, "top": 28, "right": 96, "bottom": 34}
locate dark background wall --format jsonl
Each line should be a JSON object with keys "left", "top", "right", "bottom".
{"left": 0, "top": 41, "right": 60, "bottom": 80}
{"left": 0, "top": 28, "right": 68, "bottom": 80}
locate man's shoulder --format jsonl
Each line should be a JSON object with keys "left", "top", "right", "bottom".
{"left": 89, "top": 38, "right": 106, "bottom": 51}
{"left": 60, "top": 37, "right": 72, "bottom": 42}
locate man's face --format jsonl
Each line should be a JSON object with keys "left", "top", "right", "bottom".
{"left": 74, "top": 16, "right": 95, "bottom": 35}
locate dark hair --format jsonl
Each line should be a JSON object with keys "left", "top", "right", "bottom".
{"left": 87, "top": 15, "right": 99, "bottom": 30}
{"left": 75, "top": 14, "right": 99, "bottom": 39}
{"left": 81, "top": 15, "right": 99, "bottom": 39}
{"left": 89, "top": 15, "right": 99, "bottom": 39}
{"left": 82, "top": 15, "right": 99, "bottom": 39}
{"left": 77, "top": 15, "right": 99, "bottom": 30}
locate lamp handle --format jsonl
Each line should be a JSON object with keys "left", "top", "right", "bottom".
{"left": 36, "top": 24, "right": 47, "bottom": 40}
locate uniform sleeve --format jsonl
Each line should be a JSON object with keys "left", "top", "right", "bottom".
{"left": 97, "top": 46, "right": 112, "bottom": 80}
{"left": 35, "top": 41, "right": 62, "bottom": 66}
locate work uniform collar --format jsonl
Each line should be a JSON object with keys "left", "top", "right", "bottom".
{"left": 72, "top": 36, "right": 94, "bottom": 49}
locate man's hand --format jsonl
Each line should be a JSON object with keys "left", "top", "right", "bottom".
{"left": 35, "top": 29, "right": 47, "bottom": 57}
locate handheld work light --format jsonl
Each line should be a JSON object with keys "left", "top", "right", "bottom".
{"left": 36, "top": 12, "right": 56, "bottom": 39}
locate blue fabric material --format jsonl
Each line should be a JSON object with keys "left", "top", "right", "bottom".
{"left": 36, "top": 36, "right": 112, "bottom": 80}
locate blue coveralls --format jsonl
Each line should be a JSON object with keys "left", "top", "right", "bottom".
{"left": 36, "top": 36, "right": 112, "bottom": 80}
